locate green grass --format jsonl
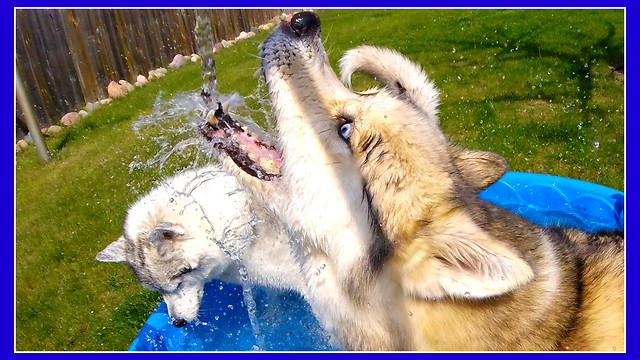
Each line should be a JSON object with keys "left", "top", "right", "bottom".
{"left": 15, "top": 9, "right": 624, "bottom": 351}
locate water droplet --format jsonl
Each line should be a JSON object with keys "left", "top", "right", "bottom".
{"left": 451, "top": 48, "right": 457, "bottom": 54}
{"left": 594, "top": 141, "right": 600, "bottom": 148}
{"left": 408, "top": 311, "right": 413, "bottom": 316}
{"left": 464, "top": 291, "right": 471, "bottom": 297}
{"left": 238, "top": 267, "right": 248, "bottom": 277}
{"left": 227, "top": 304, "right": 234, "bottom": 310}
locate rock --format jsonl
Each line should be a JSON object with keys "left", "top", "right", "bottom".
{"left": 17, "top": 139, "right": 29, "bottom": 149}
{"left": 99, "top": 98, "right": 112, "bottom": 105}
{"left": 169, "top": 54, "right": 188, "bottom": 69}
{"left": 149, "top": 67, "right": 167, "bottom": 79}
{"left": 221, "top": 40, "right": 233, "bottom": 48}
{"left": 250, "top": 26, "right": 261, "bottom": 33}
{"left": 24, "top": 133, "right": 33, "bottom": 143}
{"left": 153, "top": 70, "right": 166, "bottom": 78}
{"left": 190, "top": 54, "right": 200, "bottom": 62}
{"left": 236, "top": 31, "right": 249, "bottom": 41}
{"left": 107, "top": 81, "right": 127, "bottom": 98}
{"left": 85, "top": 101, "right": 100, "bottom": 113}
{"left": 135, "top": 74, "right": 148, "bottom": 86}
{"left": 78, "top": 110, "right": 89, "bottom": 118}
{"left": 213, "top": 42, "right": 223, "bottom": 52}
{"left": 259, "top": 22, "right": 275, "bottom": 31}
{"left": 119, "top": 80, "right": 134, "bottom": 92}
{"left": 47, "top": 125, "right": 62, "bottom": 134}
{"left": 148, "top": 69, "right": 165, "bottom": 80}
{"left": 60, "top": 111, "right": 80, "bottom": 126}
{"left": 235, "top": 31, "right": 255, "bottom": 41}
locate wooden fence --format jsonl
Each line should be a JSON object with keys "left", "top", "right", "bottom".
{"left": 15, "top": 9, "right": 288, "bottom": 135}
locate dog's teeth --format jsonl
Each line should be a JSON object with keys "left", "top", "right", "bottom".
{"left": 259, "top": 158, "right": 280, "bottom": 174}
{"left": 206, "top": 110, "right": 219, "bottom": 126}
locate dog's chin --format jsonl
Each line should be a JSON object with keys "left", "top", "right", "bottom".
{"left": 200, "top": 103, "right": 282, "bottom": 181}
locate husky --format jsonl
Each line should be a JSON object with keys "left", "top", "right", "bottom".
{"left": 336, "top": 46, "right": 625, "bottom": 351}
{"left": 202, "top": 11, "right": 624, "bottom": 351}
{"left": 200, "top": 12, "right": 514, "bottom": 351}
{"left": 277, "top": 14, "right": 622, "bottom": 351}
{"left": 96, "top": 165, "right": 306, "bottom": 327}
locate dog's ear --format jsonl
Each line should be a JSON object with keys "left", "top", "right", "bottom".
{"left": 399, "top": 221, "right": 534, "bottom": 300}
{"left": 450, "top": 145, "right": 509, "bottom": 191}
{"left": 149, "top": 223, "right": 186, "bottom": 247}
{"left": 96, "top": 236, "right": 127, "bottom": 262}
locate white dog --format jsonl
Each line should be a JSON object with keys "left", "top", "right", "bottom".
{"left": 96, "top": 164, "right": 305, "bottom": 327}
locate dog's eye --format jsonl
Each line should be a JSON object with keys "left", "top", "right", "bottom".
{"left": 179, "top": 267, "right": 194, "bottom": 275}
{"left": 339, "top": 122, "right": 353, "bottom": 140}
{"left": 172, "top": 266, "right": 194, "bottom": 279}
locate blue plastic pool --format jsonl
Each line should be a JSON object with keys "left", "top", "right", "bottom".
{"left": 129, "top": 171, "right": 624, "bottom": 351}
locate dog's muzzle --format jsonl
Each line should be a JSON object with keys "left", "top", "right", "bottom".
{"left": 172, "top": 318, "right": 188, "bottom": 327}
{"left": 200, "top": 11, "right": 321, "bottom": 182}
{"left": 288, "top": 11, "right": 321, "bottom": 38}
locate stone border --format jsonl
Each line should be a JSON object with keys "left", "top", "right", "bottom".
{"left": 16, "top": 11, "right": 305, "bottom": 153}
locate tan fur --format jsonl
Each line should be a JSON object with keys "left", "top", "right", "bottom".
{"left": 337, "top": 46, "right": 625, "bottom": 351}
{"left": 222, "top": 13, "right": 623, "bottom": 350}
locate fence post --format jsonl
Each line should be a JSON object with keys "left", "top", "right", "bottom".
{"left": 16, "top": 68, "right": 49, "bottom": 163}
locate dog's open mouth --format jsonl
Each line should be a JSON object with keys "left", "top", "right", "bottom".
{"left": 200, "top": 102, "right": 282, "bottom": 180}
{"left": 200, "top": 11, "right": 322, "bottom": 181}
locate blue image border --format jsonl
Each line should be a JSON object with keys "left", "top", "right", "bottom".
{"left": 5, "top": 1, "right": 635, "bottom": 359}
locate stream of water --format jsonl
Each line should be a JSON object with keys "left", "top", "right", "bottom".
{"left": 128, "top": 11, "right": 279, "bottom": 351}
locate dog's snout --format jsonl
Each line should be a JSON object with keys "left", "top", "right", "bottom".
{"left": 290, "top": 11, "right": 320, "bottom": 37}
{"left": 172, "top": 318, "right": 188, "bottom": 327}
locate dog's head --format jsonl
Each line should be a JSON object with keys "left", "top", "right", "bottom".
{"left": 205, "top": 12, "right": 507, "bottom": 193}
{"left": 96, "top": 168, "right": 253, "bottom": 326}
{"left": 256, "top": 12, "right": 532, "bottom": 301}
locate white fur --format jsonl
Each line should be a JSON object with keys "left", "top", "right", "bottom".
{"left": 97, "top": 164, "right": 305, "bottom": 324}
{"left": 245, "top": 20, "right": 412, "bottom": 351}
{"left": 340, "top": 45, "right": 440, "bottom": 122}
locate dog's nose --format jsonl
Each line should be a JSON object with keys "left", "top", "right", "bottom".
{"left": 172, "top": 318, "right": 188, "bottom": 327}
{"left": 289, "top": 11, "right": 320, "bottom": 37}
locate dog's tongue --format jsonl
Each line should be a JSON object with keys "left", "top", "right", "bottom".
{"left": 200, "top": 103, "right": 282, "bottom": 181}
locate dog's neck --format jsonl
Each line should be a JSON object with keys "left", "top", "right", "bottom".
{"left": 256, "top": 76, "right": 411, "bottom": 350}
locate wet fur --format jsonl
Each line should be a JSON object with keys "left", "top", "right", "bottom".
{"left": 214, "top": 14, "right": 623, "bottom": 351}
{"left": 96, "top": 165, "right": 306, "bottom": 325}
{"left": 337, "top": 46, "right": 625, "bottom": 351}
{"left": 219, "top": 16, "right": 509, "bottom": 351}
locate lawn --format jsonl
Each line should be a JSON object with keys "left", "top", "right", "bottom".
{"left": 14, "top": 9, "right": 624, "bottom": 351}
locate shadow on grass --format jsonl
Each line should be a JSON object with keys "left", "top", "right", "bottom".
{"left": 445, "top": 15, "right": 623, "bottom": 127}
